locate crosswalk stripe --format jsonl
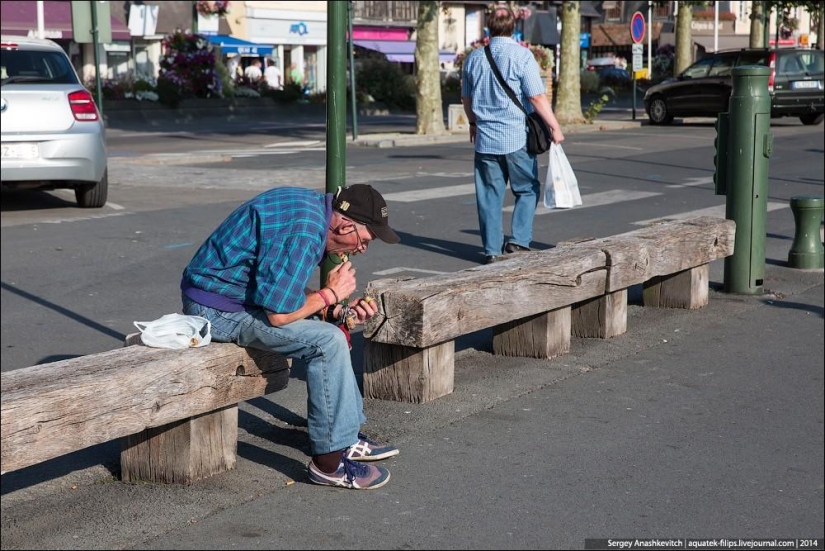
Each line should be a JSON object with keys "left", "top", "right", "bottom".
{"left": 504, "top": 190, "right": 662, "bottom": 215}
{"left": 382, "top": 183, "right": 476, "bottom": 202}
{"left": 632, "top": 202, "right": 788, "bottom": 226}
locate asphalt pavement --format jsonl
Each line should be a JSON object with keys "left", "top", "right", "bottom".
{"left": 1, "top": 102, "right": 823, "bottom": 550}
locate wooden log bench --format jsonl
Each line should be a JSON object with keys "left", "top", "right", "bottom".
{"left": 362, "top": 216, "right": 736, "bottom": 403}
{"left": 1, "top": 337, "right": 290, "bottom": 485}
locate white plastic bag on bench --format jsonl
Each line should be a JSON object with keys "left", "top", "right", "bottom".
{"left": 133, "top": 313, "right": 212, "bottom": 349}
{"left": 543, "top": 143, "right": 582, "bottom": 209}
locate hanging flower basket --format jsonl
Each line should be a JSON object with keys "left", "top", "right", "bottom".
{"left": 196, "top": 1, "right": 231, "bottom": 17}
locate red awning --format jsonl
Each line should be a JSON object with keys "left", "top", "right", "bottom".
{"left": 0, "top": 1, "right": 130, "bottom": 41}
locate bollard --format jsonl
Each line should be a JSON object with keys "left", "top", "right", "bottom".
{"left": 788, "top": 195, "right": 824, "bottom": 270}
{"left": 722, "top": 66, "right": 773, "bottom": 295}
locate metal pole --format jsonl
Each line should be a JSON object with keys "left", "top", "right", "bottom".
{"left": 90, "top": 0, "right": 103, "bottom": 116}
{"left": 321, "top": 1, "right": 348, "bottom": 287}
{"left": 36, "top": 1, "right": 45, "bottom": 39}
{"left": 763, "top": 4, "right": 770, "bottom": 48}
{"left": 647, "top": 1, "right": 652, "bottom": 79}
{"left": 723, "top": 66, "right": 772, "bottom": 295}
{"left": 348, "top": 1, "right": 358, "bottom": 141}
{"left": 192, "top": 0, "right": 198, "bottom": 33}
{"left": 713, "top": 1, "right": 719, "bottom": 53}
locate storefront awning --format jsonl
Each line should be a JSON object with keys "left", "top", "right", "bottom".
{"left": 693, "top": 35, "right": 751, "bottom": 53}
{"left": 0, "top": 0, "right": 130, "bottom": 41}
{"left": 207, "top": 35, "right": 273, "bottom": 56}
{"left": 354, "top": 40, "right": 455, "bottom": 64}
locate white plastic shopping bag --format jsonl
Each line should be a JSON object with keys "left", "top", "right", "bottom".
{"left": 543, "top": 143, "right": 582, "bottom": 209}
{"left": 133, "top": 313, "right": 212, "bottom": 349}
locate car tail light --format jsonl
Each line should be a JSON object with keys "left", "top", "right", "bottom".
{"left": 67, "top": 90, "right": 99, "bottom": 121}
{"left": 767, "top": 52, "right": 776, "bottom": 93}
{"left": 0, "top": 42, "right": 19, "bottom": 50}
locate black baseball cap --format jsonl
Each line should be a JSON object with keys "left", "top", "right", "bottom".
{"left": 333, "top": 185, "right": 400, "bottom": 244}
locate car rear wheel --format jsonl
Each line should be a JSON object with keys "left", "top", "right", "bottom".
{"left": 799, "top": 113, "right": 824, "bottom": 126}
{"left": 75, "top": 169, "right": 108, "bottom": 208}
{"left": 648, "top": 96, "right": 673, "bottom": 125}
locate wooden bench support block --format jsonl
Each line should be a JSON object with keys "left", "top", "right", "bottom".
{"left": 492, "top": 307, "right": 571, "bottom": 359}
{"left": 572, "top": 289, "right": 628, "bottom": 338}
{"left": 120, "top": 405, "right": 237, "bottom": 485}
{"left": 643, "top": 264, "right": 709, "bottom": 309}
{"left": 363, "top": 340, "right": 454, "bottom": 403}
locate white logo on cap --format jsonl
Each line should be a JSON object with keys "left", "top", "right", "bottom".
{"left": 381, "top": 206, "right": 388, "bottom": 218}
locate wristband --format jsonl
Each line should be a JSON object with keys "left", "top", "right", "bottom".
{"left": 327, "top": 287, "right": 340, "bottom": 303}
{"left": 318, "top": 289, "right": 330, "bottom": 308}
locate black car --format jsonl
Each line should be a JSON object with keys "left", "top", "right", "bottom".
{"left": 644, "top": 48, "right": 824, "bottom": 125}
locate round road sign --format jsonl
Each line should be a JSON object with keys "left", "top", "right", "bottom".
{"left": 630, "top": 11, "right": 645, "bottom": 44}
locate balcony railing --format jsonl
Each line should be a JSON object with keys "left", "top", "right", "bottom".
{"left": 353, "top": 1, "right": 419, "bottom": 24}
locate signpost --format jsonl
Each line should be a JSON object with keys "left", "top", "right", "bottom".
{"left": 630, "top": 11, "right": 645, "bottom": 120}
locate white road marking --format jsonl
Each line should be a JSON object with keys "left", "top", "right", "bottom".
{"left": 633, "top": 202, "right": 788, "bottom": 226}
{"left": 666, "top": 176, "right": 714, "bottom": 188}
{"left": 264, "top": 140, "right": 321, "bottom": 148}
{"left": 382, "top": 183, "right": 476, "bottom": 202}
{"left": 39, "top": 212, "right": 130, "bottom": 224}
{"left": 571, "top": 142, "right": 645, "bottom": 151}
{"left": 374, "top": 267, "right": 449, "bottom": 276}
{"left": 505, "top": 190, "right": 662, "bottom": 215}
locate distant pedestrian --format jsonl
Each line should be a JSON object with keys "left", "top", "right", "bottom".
{"left": 244, "top": 59, "right": 263, "bottom": 82}
{"left": 288, "top": 62, "right": 304, "bottom": 86}
{"left": 461, "top": 6, "right": 565, "bottom": 264}
{"left": 264, "top": 62, "right": 283, "bottom": 90}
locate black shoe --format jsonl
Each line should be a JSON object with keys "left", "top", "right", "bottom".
{"left": 485, "top": 255, "right": 501, "bottom": 265}
{"left": 504, "top": 242, "right": 531, "bottom": 254}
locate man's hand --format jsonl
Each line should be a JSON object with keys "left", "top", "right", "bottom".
{"left": 469, "top": 125, "right": 477, "bottom": 144}
{"left": 325, "top": 261, "right": 357, "bottom": 301}
{"left": 348, "top": 295, "right": 378, "bottom": 324}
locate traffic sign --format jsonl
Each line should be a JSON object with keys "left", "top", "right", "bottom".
{"left": 632, "top": 55, "right": 644, "bottom": 71}
{"left": 630, "top": 11, "right": 645, "bottom": 44}
{"left": 632, "top": 43, "right": 644, "bottom": 55}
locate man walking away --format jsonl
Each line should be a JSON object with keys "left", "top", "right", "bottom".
{"left": 461, "top": 6, "right": 565, "bottom": 264}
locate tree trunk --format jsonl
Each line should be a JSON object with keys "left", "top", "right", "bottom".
{"left": 415, "top": 1, "right": 445, "bottom": 135}
{"left": 819, "top": 8, "right": 825, "bottom": 50}
{"left": 554, "top": 1, "right": 584, "bottom": 125}
{"left": 749, "top": 2, "right": 765, "bottom": 48}
{"left": 674, "top": 4, "right": 693, "bottom": 76}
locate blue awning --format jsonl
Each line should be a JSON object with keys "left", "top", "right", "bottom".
{"left": 207, "top": 35, "right": 273, "bottom": 56}
{"left": 354, "top": 40, "right": 456, "bottom": 64}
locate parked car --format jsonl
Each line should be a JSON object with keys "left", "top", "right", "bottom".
{"left": 1, "top": 35, "right": 108, "bottom": 208}
{"left": 644, "top": 47, "right": 824, "bottom": 126}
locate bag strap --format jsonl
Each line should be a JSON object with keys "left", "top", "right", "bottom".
{"left": 484, "top": 45, "right": 528, "bottom": 116}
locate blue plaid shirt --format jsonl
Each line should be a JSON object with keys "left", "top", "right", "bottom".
{"left": 182, "top": 188, "right": 331, "bottom": 314}
{"left": 461, "top": 37, "right": 545, "bottom": 155}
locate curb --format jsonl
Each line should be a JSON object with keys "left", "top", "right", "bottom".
{"left": 354, "top": 119, "right": 643, "bottom": 148}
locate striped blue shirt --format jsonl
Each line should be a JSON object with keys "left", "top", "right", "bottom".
{"left": 182, "top": 188, "right": 331, "bottom": 314}
{"left": 461, "top": 37, "right": 545, "bottom": 155}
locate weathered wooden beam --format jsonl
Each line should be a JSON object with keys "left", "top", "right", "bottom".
{"left": 363, "top": 340, "right": 454, "bottom": 403}
{"left": 572, "top": 289, "right": 628, "bottom": 338}
{"left": 364, "top": 248, "right": 608, "bottom": 348}
{"left": 560, "top": 217, "right": 735, "bottom": 292}
{"left": 121, "top": 405, "right": 238, "bottom": 485}
{"left": 1, "top": 345, "right": 289, "bottom": 475}
{"left": 643, "top": 264, "right": 709, "bottom": 309}
{"left": 493, "top": 307, "right": 572, "bottom": 358}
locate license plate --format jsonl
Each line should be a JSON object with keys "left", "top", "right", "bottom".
{"left": 1, "top": 143, "right": 39, "bottom": 159}
{"left": 792, "top": 80, "right": 822, "bottom": 90}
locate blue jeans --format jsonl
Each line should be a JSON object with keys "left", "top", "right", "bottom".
{"left": 474, "top": 147, "right": 541, "bottom": 256}
{"left": 182, "top": 296, "right": 365, "bottom": 456}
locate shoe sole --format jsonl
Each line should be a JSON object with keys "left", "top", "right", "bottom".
{"left": 308, "top": 470, "right": 391, "bottom": 490}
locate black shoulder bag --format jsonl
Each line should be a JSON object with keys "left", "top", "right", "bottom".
{"left": 483, "top": 45, "right": 552, "bottom": 155}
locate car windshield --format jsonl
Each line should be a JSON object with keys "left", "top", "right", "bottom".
{"left": 0, "top": 49, "right": 78, "bottom": 85}
{"left": 682, "top": 57, "right": 714, "bottom": 79}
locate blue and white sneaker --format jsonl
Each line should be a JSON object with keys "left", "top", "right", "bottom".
{"left": 307, "top": 456, "right": 390, "bottom": 490}
{"left": 345, "top": 432, "right": 400, "bottom": 462}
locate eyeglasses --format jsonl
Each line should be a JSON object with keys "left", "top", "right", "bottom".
{"left": 340, "top": 218, "right": 374, "bottom": 253}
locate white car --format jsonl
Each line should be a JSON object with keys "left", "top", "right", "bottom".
{"left": 1, "top": 35, "right": 108, "bottom": 208}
